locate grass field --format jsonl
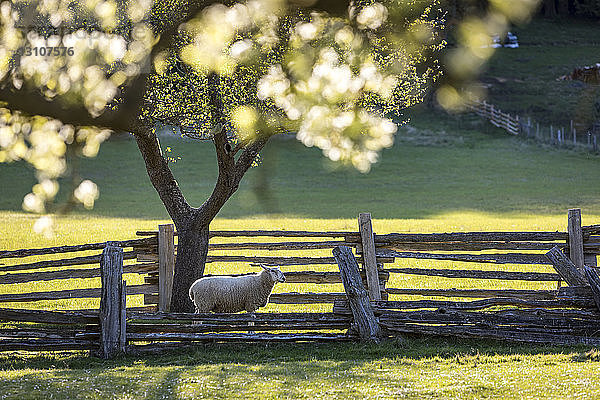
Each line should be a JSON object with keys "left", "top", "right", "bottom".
{"left": 1, "top": 17, "right": 600, "bottom": 400}
{"left": 482, "top": 17, "right": 600, "bottom": 128}
{"left": 2, "top": 341, "right": 600, "bottom": 400}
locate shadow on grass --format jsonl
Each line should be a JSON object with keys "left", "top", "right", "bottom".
{"left": 0, "top": 336, "right": 593, "bottom": 372}
{"left": 1, "top": 337, "right": 597, "bottom": 399}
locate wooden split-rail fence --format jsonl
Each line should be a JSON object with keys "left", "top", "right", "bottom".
{"left": 1, "top": 210, "right": 600, "bottom": 357}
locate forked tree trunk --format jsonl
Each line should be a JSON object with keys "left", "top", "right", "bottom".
{"left": 134, "top": 75, "right": 269, "bottom": 313}
{"left": 170, "top": 221, "right": 210, "bottom": 313}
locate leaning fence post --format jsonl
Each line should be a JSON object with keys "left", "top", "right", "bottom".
{"left": 545, "top": 246, "right": 587, "bottom": 286}
{"left": 358, "top": 213, "right": 382, "bottom": 301}
{"left": 568, "top": 209, "right": 585, "bottom": 274}
{"left": 333, "top": 246, "right": 381, "bottom": 342}
{"left": 158, "top": 224, "right": 176, "bottom": 312}
{"left": 99, "top": 243, "right": 126, "bottom": 359}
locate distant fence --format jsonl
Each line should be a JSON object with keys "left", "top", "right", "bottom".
{"left": 1, "top": 210, "right": 600, "bottom": 356}
{"left": 468, "top": 101, "right": 521, "bottom": 135}
{"left": 468, "top": 100, "right": 600, "bottom": 152}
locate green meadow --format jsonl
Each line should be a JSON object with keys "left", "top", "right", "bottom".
{"left": 1, "top": 17, "right": 600, "bottom": 400}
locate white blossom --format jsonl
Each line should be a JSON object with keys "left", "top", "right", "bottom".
{"left": 74, "top": 180, "right": 99, "bottom": 209}
{"left": 356, "top": 3, "right": 388, "bottom": 30}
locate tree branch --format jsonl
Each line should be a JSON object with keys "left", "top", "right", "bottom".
{"left": 194, "top": 73, "right": 238, "bottom": 224}
{"left": 133, "top": 123, "right": 192, "bottom": 226}
{"left": 235, "top": 135, "right": 270, "bottom": 181}
{"left": 195, "top": 74, "right": 274, "bottom": 224}
{"left": 0, "top": 0, "right": 218, "bottom": 132}
{"left": 0, "top": 87, "right": 134, "bottom": 131}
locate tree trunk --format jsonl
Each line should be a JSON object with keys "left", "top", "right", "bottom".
{"left": 170, "top": 219, "right": 210, "bottom": 313}
{"left": 557, "top": 0, "right": 569, "bottom": 15}
{"left": 544, "top": 0, "right": 558, "bottom": 17}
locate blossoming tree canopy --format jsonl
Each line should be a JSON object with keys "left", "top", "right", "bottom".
{"left": 175, "top": 0, "right": 445, "bottom": 172}
{"left": 0, "top": 0, "right": 156, "bottom": 233}
{"left": 0, "top": 0, "right": 539, "bottom": 233}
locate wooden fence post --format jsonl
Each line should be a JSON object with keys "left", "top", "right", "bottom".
{"left": 568, "top": 209, "right": 585, "bottom": 274}
{"left": 333, "top": 246, "right": 381, "bottom": 342}
{"left": 99, "top": 244, "right": 126, "bottom": 359}
{"left": 358, "top": 213, "right": 382, "bottom": 301}
{"left": 545, "top": 246, "right": 587, "bottom": 286}
{"left": 158, "top": 224, "right": 175, "bottom": 312}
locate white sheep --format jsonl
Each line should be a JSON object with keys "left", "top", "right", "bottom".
{"left": 188, "top": 265, "right": 286, "bottom": 313}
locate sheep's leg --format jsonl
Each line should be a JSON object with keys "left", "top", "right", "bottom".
{"left": 192, "top": 310, "right": 201, "bottom": 326}
{"left": 191, "top": 304, "right": 203, "bottom": 326}
{"left": 246, "top": 310, "right": 257, "bottom": 335}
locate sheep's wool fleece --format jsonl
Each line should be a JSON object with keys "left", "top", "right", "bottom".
{"left": 189, "top": 269, "right": 276, "bottom": 313}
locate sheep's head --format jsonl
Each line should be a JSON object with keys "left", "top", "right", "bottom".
{"left": 260, "top": 265, "right": 286, "bottom": 283}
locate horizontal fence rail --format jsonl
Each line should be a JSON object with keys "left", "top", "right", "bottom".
{"left": 0, "top": 237, "right": 159, "bottom": 316}
{"left": 0, "top": 308, "right": 99, "bottom": 352}
{"left": 136, "top": 230, "right": 355, "bottom": 238}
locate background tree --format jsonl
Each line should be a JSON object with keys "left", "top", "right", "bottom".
{"left": 0, "top": 0, "right": 539, "bottom": 311}
{"left": 573, "top": 0, "right": 600, "bottom": 16}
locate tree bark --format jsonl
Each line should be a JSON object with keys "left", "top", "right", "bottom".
{"left": 166, "top": 130, "right": 268, "bottom": 313}
{"left": 170, "top": 217, "right": 210, "bottom": 313}
{"left": 133, "top": 123, "right": 192, "bottom": 222}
